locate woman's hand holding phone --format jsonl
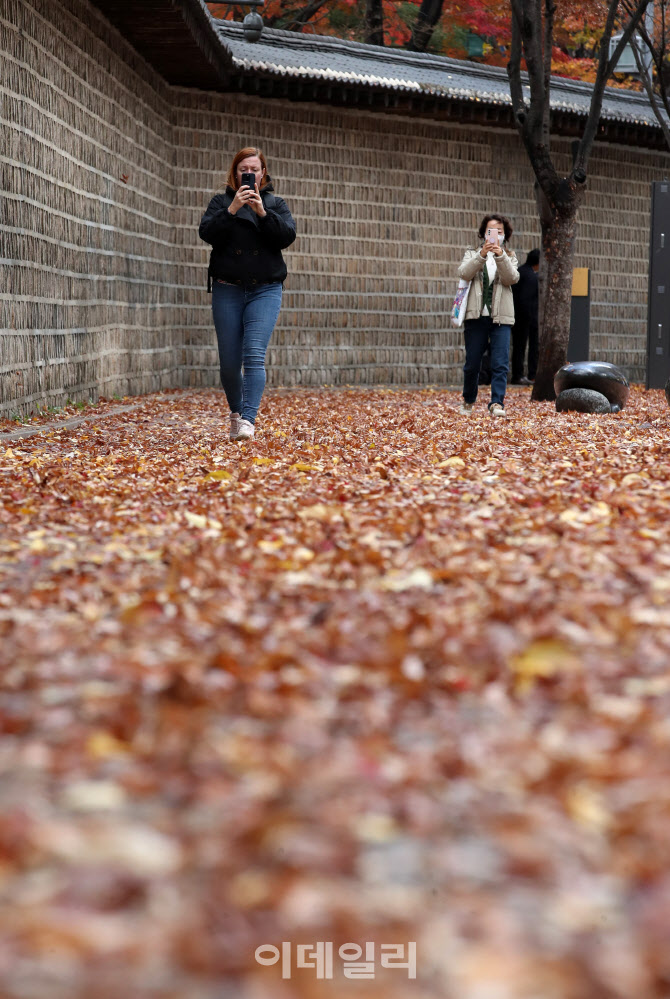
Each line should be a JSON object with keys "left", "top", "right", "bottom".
{"left": 228, "top": 186, "right": 251, "bottom": 215}
{"left": 481, "top": 229, "right": 503, "bottom": 258}
{"left": 229, "top": 181, "right": 266, "bottom": 217}
{"left": 247, "top": 183, "right": 266, "bottom": 217}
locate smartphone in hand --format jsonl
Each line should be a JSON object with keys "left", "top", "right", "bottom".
{"left": 240, "top": 172, "right": 257, "bottom": 190}
{"left": 486, "top": 228, "right": 500, "bottom": 245}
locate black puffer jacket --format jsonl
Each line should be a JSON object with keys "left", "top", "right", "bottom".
{"left": 198, "top": 181, "right": 297, "bottom": 290}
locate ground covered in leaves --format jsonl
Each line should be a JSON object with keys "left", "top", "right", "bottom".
{"left": 2, "top": 385, "right": 670, "bottom": 999}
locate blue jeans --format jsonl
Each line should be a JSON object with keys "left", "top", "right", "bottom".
{"left": 462, "top": 316, "right": 511, "bottom": 407}
{"left": 212, "top": 281, "right": 283, "bottom": 424}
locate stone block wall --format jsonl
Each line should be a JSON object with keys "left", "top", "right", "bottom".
{"left": 1, "top": 0, "right": 182, "bottom": 415}
{"left": 2, "top": 0, "right": 670, "bottom": 415}
{"left": 175, "top": 94, "right": 668, "bottom": 388}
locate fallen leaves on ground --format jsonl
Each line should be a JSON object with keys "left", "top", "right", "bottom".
{"left": 2, "top": 385, "right": 670, "bottom": 999}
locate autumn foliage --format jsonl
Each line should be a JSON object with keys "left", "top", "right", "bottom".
{"left": 207, "top": 0, "right": 642, "bottom": 84}
{"left": 2, "top": 386, "right": 670, "bottom": 997}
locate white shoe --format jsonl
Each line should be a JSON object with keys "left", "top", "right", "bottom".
{"left": 229, "top": 413, "right": 241, "bottom": 441}
{"left": 236, "top": 418, "right": 255, "bottom": 441}
{"left": 460, "top": 402, "right": 475, "bottom": 414}
{"left": 489, "top": 403, "right": 506, "bottom": 418}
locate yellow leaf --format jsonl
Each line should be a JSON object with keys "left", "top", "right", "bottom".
{"left": 560, "top": 502, "right": 612, "bottom": 526}
{"left": 293, "top": 547, "right": 315, "bottom": 562}
{"left": 184, "top": 512, "right": 222, "bottom": 531}
{"left": 184, "top": 512, "right": 208, "bottom": 529}
{"left": 258, "top": 539, "right": 284, "bottom": 552}
{"left": 252, "top": 457, "right": 274, "bottom": 465}
{"left": 589, "top": 501, "right": 612, "bottom": 520}
{"left": 565, "top": 783, "right": 611, "bottom": 833}
{"left": 379, "top": 568, "right": 434, "bottom": 591}
{"left": 207, "top": 470, "right": 232, "bottom": 480}
{"left": 510, "top": 639, "right": 580, "bottom": 693}
{"left": 559, "top": 508, "right": 581, "bottom": 523}
{"left": 139, "top": 550, "right": 164, "bottom": 562}
{"left": 298, "top": 503, "right": 342, "bottom": 522}
{"left": 353, "top": 813, "right": 398, "bottom": 843}
{"left": 86, "top": 731, "right": 130, "bottom": 759}
{"left": 436, "top": 456, "right": 466, "bottom": 469}
{"left": 4, "top": 448, "right": 15, "bottom": 458}
{"left": 290, "top": 462, "right": 318, "bottom": 472}
{"left": 61, "top": 780, "right": 127, "bottom": 812}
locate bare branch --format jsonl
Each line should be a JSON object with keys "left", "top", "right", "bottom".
{"left": 364, "top": 0, "right": 384, "bottom": 45}
{"left": 522, "top": 0, "right": 547, "bottom": 121}
{"left": 407, "top": 0, "right": 444, "bottom": 52}
{"left": 633, "top": 5, "right": 666, "bottom": 83}
{"left": 631, "top": 38, "right": 670, "bottom": 146}
{"left": 264, "top": 0, "right": 328, "bottom": 29}
{"left": 508, "top": 0, "right": 560, "bottom": 197}
{"left": 542, "top": 0, "right": 556, "bottom": 147}
{"left": 623, "top": 0, "right": 670, "bottom": 144}
{"left": 507, "top": 1, "right": 527, "bottom": 122}
{"left": 289, "top": 0, "right": 329, "bottom": 26}
{"left": 574, "top": 0, "right": 651, "bottom": 177}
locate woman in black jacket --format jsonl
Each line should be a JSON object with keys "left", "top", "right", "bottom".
{"left": 199, "top": 147, "right": 297, "bottom": 441}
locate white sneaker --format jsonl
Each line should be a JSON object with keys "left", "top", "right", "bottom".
{"left": 460, "top": 401, "right": 475, "bottom": 414}
{"left": 229, "top": 413, "right": 241, "bottom": 441}
{"left": 236, "top": 418, "right": 255, "bottom": 441}
{"left": 489, "top": 403, "right": 506, "bottom": 418}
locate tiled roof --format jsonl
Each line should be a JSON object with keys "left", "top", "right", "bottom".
{"left": 214, "top": 21, "right": 664, "bottom": 131}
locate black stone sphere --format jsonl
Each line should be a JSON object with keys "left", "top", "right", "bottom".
{"left": 555, "top": 388, "right": 612, "bottom": 414}
{"left": 554, "top": 361, "right": 629, "bottom": 413}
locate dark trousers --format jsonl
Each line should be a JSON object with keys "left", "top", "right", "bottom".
{"left": 511, "top": 320, "right": 538, "bottom": 381}
{"left": 463, "top": 316, "right": 511, "bottom": 407}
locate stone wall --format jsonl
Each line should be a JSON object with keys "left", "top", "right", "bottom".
{"left": 1, "top": 0, "right": 181, "bottom": 415}
{"left": 2, "top": 0, "right": 669, "bottom": 415}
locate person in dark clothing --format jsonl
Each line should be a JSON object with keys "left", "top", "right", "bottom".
{"left": 199, "top": 147, "right": 296, "bottom": 442}
{"left": 479, "top": 348, "right": 491, "bottom": 385}
{"left": 510, "top": 248, "right": 540, "bottom": 385}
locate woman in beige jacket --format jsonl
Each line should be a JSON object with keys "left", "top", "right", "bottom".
{"left": 458, "top": 214, "right": 519, "bottom": 417}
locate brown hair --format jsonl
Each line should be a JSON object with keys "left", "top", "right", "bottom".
{"left": 478, "top": 214, "right": 513, "bottom": 243}
{"left": 226, "top": 147, "right": 269, "bottom": 190}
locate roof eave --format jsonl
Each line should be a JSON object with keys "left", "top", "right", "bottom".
{"left": 90, "top": 0, "right": 234, "bottom": 89}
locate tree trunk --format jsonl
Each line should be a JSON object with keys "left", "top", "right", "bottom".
{"left": 408, "top": 0, "right": 444, "bottom": 52}
{"left": 507, "top": 0, "right": 651, "bottom": 403}
{"left": 364, "top": 0, "right": 384, "bottom": 45}
{"left": 532, "top": 194, "right": 582, "bottom": 401}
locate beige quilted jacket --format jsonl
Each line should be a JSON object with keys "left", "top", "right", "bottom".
{"left": 458, "top": 246, "right": 520, "bottom": 326}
